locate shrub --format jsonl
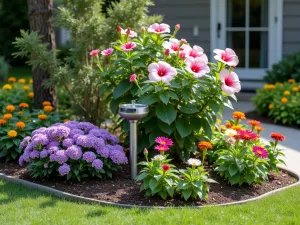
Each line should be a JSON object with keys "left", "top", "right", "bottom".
{"left": 211, "top": 112, "right": 285, "bottom": 185}
{"left": 264, "top": 52, "right": 300, "bottom": 83}
{"left": 253, "top": 80, "right": 300, "bottom": 125}
{"left": 97, "top": 24, "right": 240, "bottom": 160}
{"left": 19, "top": 121, "right": 128, "bottom": 181}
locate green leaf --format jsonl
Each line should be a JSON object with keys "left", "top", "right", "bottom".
{"left": 167, "top": 187, "right": 174, "bottom": 197}
{"left": 229, "top": 173, "right": 241, "bottom": 185}
{"left": 182, "top": 88, "right": 191, "bottom": 101}
{"left": 159, "top": 92, "right": 170, "bottom": 105}
{"left": 168, "top": 91, "right": 179, "bottom": 100}
{"left": 228, "top": 164, "right": 238, "bottom": 176}
{"left": 136, "top": 173, "right": 148, "bottom": 182}
{"left": 137, "top": 94, "right": 158, "bottom": 106}
{"left": 98, "top": 84, "right": 107, "bottom": 96}
{"left": 176, "top": 117, "right": 192, "bottom": 138}
{"left": 183, "top": 189, "right": 192, "bottom": 201}
{"left": 110, "top": 99, "right": 120, "bottom": 114}
{"left": 156, "top": 103, "right": 177, "bottom": 125}
{"left": 5, "top": 140, "right": 14, "bottom": 150}
{"left": 158, "top": 120, "right": 174, "bottom": 135}
{"left": 179, "top": 103, "right": 199, "bottom": 114}
{"left": 245, "top": 173, "right": 255, "bottom": 185}
{"left": 113, "top": 80, "right": 132, "bottom": 99}
{"left": 199, "top": 118, "right": 212, "bottom": 139}
{"left": 149, "top": 178, "right": 158, "bottom": 192}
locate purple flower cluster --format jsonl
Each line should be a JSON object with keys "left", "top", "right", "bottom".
{"left": 18, "top": 121, "right": 128, "bottom": 177}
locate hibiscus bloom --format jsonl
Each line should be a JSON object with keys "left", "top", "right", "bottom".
{"left": 184, "top": 57, "right": 210, "bottom": 78}
{"left": 148, "top": 23, "right": 170, "bottom": 33}
{"left": 213, "top": 48, "right": 239, "bottom": 67}
{"left": 220, "top": 69, "right": 241, "bottom": 95}
{"left": 101, "top": 48, "right": 113, "bottom": 56}
{"left": 148, "top": 61, "right": 177, "bottom": 83}
{"left": 121, "top": 28, "right": 137, "bottom": 37}
{"left": 122, "top": 42, "right": 136, "bottom": 51}
{"left": 253, "top": 146, "right": 268, "bottom": 159}
{"left": 162, "top": 38, "right": 180, "bottom": 53}
{"left": 183, "top": 45, "right": 208, "bottom": 62}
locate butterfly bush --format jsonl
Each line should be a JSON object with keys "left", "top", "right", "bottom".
{"left": 18, "top": 121, "right": 128, "bottom": 181}
{"left": 96, "top": 23, "right": 241, "bottom": 160}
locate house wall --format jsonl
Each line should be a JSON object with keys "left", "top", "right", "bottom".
{"left": 283, "top": 0, "right": 300, "bottom": 57}
{"left": 150, "top": 0, "right": 211, "bottom": 56}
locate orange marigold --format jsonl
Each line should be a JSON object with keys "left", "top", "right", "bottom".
{"left": 28, "top": 92, "right": 34, "bottom": 98}
{"left": 263, "top": 84, "right": 275, "bottom": 90}
{"left": 292, "top": 87, "right": 298, "bottom": 92}
{"left": 283, "top": 91, "right": 290, "bottom": 96}
{"left": 19, "top": 103, "right": 29, "bottom": 108}
{"left": 281, "top": 97, "right": 288, "bottom": 104}
{"left": 44, "top": 105, "right": 54, "bottom": 112}
{"left": 7, "top": 130, "right": 17, "bottom": 138}
{"left": 42, "top": 101, "right": 52, "bottom": 106}
{"left": 6, "top": 105, "right": 15, "bottom": 112}
{"left": 2, "top": 84, "right": 12, "bottom": 90}
{"left": 232, "top": 111, "right": 246, "bottom": 120}
{"left": 16, "top": 121, "right": 25, "bottom": 129}
{"left": 8, "top": 77, "right": 16, "bottom": 82}
{"left": 38, "top": 114, "right": 47, "bottom": 120}
{"left": 0, "top": 119, "right": 6, "bottom": 126}
{"left": 269, "top": 104, "right": 274, "bottom": 109}
{"left": 288, "top": 79, "right": 295, "bottom": 84}
{"left": 3, "top": 113, "right": 12, "bottom": 120}
{"left": 18, "top": 78, "right": 26, "bottom": 84}
{"left": 247, "top": 120, "right": 261, "bottom": 127}
{"left": 23, "top": 85, "right": 29, "bottom": 91}
{"left": 198, "top": 141, "right": 213, "bottom": 151}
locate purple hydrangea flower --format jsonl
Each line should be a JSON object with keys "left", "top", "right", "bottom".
{"left": 66, "top": 145, "right": 82, "bottom": 160}
{"left": 92, "top": 159, "right": 103, "bottom": 170}
{"left": 18, "top": 155, "right": 25, "bottom": 166}
{"left": 53, "top": 150, "right": 68, "bottom": 164}
{"left": 29, "top": 150, "right": 40, "bottom": 159}
{"left": 107, "top": 135, "right": 119, "bottom": 145}
{"left": 20, "top": 136, "right": 31, "bottom": 149}
{"left": 62, "top": 138, "right": 74, "bottom": 148}
{"left": 77, "top": 122, "right": 96, "bottom": 133}
{"left": 49, "top": 146, "right": 59, "bottom": 154}
{"left": 58, "top": 164, "right": 70, "bottom": 176}
{"left": 46, "top": 126, "right": 70, "bottom": 139}
{"left": 109, "top": 150, "right": 128, "bottom": 164}
{"left": 24, "top": 141, "right": 35, "bottom": 152}
{"left": 89, "top": 128, "right": 107, "bottom": 138}
{"left": 47, "top": 140, "right": 60, "bottom": 148}
{"left": 69, "top": 129, "right": 84, "bottom": 138}
{"left": 82, "top": 151, "right": 96, "bottom": 162}
{"left": 32, "top": 127, "right": 47, "bottom": 136}
{"left": 56, "top": 126, "right": 71, "bottom": 138}
{"left": 32, "top": 134, "right": 49, "bottom": 146}
{"left": 40, "top": 149, "right": 49, "bottom": 158}
{"left": 76, "top": 135, "right": 94, "bottom": 148}
{"left": 22, "top": 152, "right": 30, "bottom": 162}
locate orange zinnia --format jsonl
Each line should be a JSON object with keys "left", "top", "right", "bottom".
{"left": 19, "top": 103, "right": 29, "bottom": 108}
{"left": 247, "top": 120, "right": 261, "bottom": 127}
{"left": 232, "top": 111, "right": 246, "bottom": 120}
{"left": 28, "top": 92, "right": 34, "bottom": 98}
{"left": 16, "top": 121, "right": 26, "bottom": 129}
{"left": 42, "top": 101, "right": 52, "bottom": 106}
{"left": 0, "top": 119, "right": 6, "bottom": 126}
{"left": 232, "top": 125, "right": 243, "bottom": 131}
{"left": 198, "top": 141, "right": 213, "bottom": 151}
{"left": 254, "top": 126, "right": 264, "bottom": 131}
{"left": 8, "top": 77, "right": 16, "bottom": 82}
{"left": 281, "top": 97, "right": 288, "bottom": 104}
{"left": 38, "top": 114, "right": 47, "bottom": 120}
{"left": 3, "top": 113, "right": 12, "bottom": 120}
{"left": 44, "top": 105, "right": 54, "bottom": 112}
{"left": 6, "top": 105, "right": 15, "bottom": 112}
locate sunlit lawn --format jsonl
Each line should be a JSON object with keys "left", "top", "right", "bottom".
{"left": 0, "top": 180, "right": 299, "bottom": 225}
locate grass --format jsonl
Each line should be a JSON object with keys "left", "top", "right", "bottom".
{"left": 0, "top": 180, "right": 299, "bottom": 225}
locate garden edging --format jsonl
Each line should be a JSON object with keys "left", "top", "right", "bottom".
{"left": 0, "top": 166, "right": 299, "bottom": 209}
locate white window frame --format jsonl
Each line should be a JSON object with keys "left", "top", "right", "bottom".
{"left": 210, "top": 0, "right": 283, "bottom": 80}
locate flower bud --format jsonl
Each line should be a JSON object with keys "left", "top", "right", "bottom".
{"left": 180, "top": 39, "right": 187, "bottom": 44}
{"left": 129, "top": 74, "right": 137, "bottom": 83}
{"left": 175, "top": 24, "right": 180, "bottom": 30}
{"left": 164, "top": 49, "right": 170, "bottom": 56}
{"left": 141, "top": 26, "right": 146, "bottom": 32}
{"left": 143, "top": 148, "right": 148, "bottom": 156}
{"left": 179, "top": 51, "right": 186, "bottom": 59}
{"left": 116, "top": 26, "right": 122, "bottom": 32}
{"left": 126, "top": 28, "right": 131, "bottom": 35}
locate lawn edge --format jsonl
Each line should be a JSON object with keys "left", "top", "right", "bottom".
{"left": 0, "top": 166, "right": 299, "bottom": 209}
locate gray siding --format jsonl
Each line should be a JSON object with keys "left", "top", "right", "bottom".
{"left": 283, "top": 0, "right": 300, "bottom": 57}
{"left": 150, "top": 0, "right": 211, "bottom": 56}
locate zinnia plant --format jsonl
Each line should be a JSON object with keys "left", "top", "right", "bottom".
{"left": 96, "top": 23, "right": 241, "bottom": 160}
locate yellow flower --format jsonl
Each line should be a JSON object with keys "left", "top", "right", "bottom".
{"left": 232, "top": 125, "right": 243, "bottom": 131}
{"left": 283, "top": 91, "right": 290, "bottom": 96}
{"left": 42, "top": 101, "right": 52, "bottom": 106}
{"left": 2, "top": 84, "right": 12, "bottom": 90}
{"left": 44, "top": 105, "right": 54, "bottom": 112}
{"left": 19, "top": 103, "right": 29, "bottom": 108}
{"left": 29, "top": 79, "right": 33, "bottom": 84}
{"left": 7, "top": 130, "right": 17, "bottom": 138}
{"left": 269, "top": 104, "right": 274, "bottom": 109}
{"left": 281, "top": 97, "right": 288, "bottom": 104}
{"left": 263, "top": 84, "right": 275, "bottom": 90}
{"left": 3, "top": 113, "right": 12, "bottom": 120}
{"left": 16, "top": 121, "right": 25, "bottom": 129}
{"left": 216, "top": 118, "right": 221, "bottom": 124}
{"left": 38, "top": 114, "right": 47, "bottom": 120}
{"left": 23, "top": 85, "right": 29, "bottom": 91}
{"left": 8, "top": 77, "right": 16, "bottom": 82}
{"left": 18, "top": 78, "right": 26, "bottom": 84}
{"left": 0, "top": 119, "right": 6, "bottom": 126}
{"left": 292, "top": 87, "right": 298, "bottom": 92}
{"left": 288, "top": 79, "right": 295, "bottom": 84}
{"left": 28, "top": 92, "right": 34, "bottom": 98}
{"left": 6, "top": 105, "right": 15, "bottom": 112}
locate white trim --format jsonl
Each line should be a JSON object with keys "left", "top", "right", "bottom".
{"left": 276, "top": 0, "right": 283, "bottom": 62}
{"left": 210, "top": 0, "right": 217, "bottom": 60}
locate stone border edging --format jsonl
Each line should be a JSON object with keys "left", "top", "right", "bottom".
{"left": 0, "top": 166, "right": 299, "bottom": 209}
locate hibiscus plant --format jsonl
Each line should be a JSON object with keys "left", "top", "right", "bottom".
{"left": 96, "top": 23, "right": 241, "bottom": 160}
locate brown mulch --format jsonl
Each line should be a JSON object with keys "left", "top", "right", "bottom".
{"left": 246, "top": 111, "right": 300, "bottom": 130}
{"left": 0, "top": 161, "right": 296, "bottom": 207}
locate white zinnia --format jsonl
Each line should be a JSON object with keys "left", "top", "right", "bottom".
{"left": 224, "top": 129, "right": 237, "bottom": 137}
{"left": 153, "top": 154, "right": 164, "bottom": 161}
{"left": 187, "top": 158, "right": 201, "bottom": 167}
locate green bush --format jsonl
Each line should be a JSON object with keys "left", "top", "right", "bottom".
{"left": 264, "top": 52, "right": 300, "bottom": 83}
{"left": 0, "top": 56, "right": 9, "bottom": 82}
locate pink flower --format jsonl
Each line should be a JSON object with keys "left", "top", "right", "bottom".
{"left": 148, "top": 23, "right": 170, "bottom": 34}
{"left": 155, "top": 136, "right": 173, "bottom": 146}
{"left": 162, "top": 38, "right": 180, "bottom": 53}
{"left": 175, "top": 24, "right": 180, "bottom": 30}
{"left": 164, "top": 49, "right": 170, "bottom": 55}
{"left": 184, "top": 45, "right": 208, "bottom": 62}
{"left": 180, "top": 51, "right": 186, "bottom": 59}
{"left": 235, "top": 130, "right": 259, "bottom": 141}
{"left": 89, "top": 49, "right": 100, "bottom": 56}
{"left": 180, "top": 39, "right": 187, "bottom": 44}
{"left": 129, "top": 74, "right": 137, "bottom": 82}
{"left": 184, "top": 57, "right": 210, "bottom": 78}
{"left": 121, "top": 28, "right": 137, "bottom": 38}
{"left": 253, "top": 146, "right": 268, "bottom": 159}
{"left": 148, "top": 61, "right": 177, "bottom": 83}
{"left": 116, "top": 26, "right": 122, "bottom": 32}
{"left": 155, "top": 145, "right": 170, "bottom": 152}
{"left": 122, "top": 42, "right": 136, "bottom": 51}
{"left": 101, "top": 48, "right": 113, "bottom": 56}
{"left": 220, "top": 69, "right": 241, "bottom": 95}
{"left": 213, "top": 48, "right": 239, "bottom": 67}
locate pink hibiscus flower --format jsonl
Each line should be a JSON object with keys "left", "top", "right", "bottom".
{"left": 121, "top": 28, "right": 137, "bottom": 38}
{"left": 213, "top": 48, "right": 239, "bottom": 67}
{"left": 148, "top": 61, "right": 177, "bottom": 83}
{"left": 101, "top": 48, "right": 113, "bottom": 56}
{"left": 89, "top": 49, "right": 100, "bottom": 56}
{"left": 148, "top": 23, "right": 170, "bottom": 34}
{"left": 253, "top": 146, "right": 268, "bottom": 159}
{"left": 184, "top": 57, "right": 210, "bottom": 78}
{"left": 162, "top": 38, "right": 180, "bottom": 53}
{"left": 129, "top": 74, "right": 137, "bottom": 82}
{"left": 122, "top": 42, "right": 136, "bottom": 51}
{"left": 183, "top": 45, "right": 208, "bottom": 62}
{"left": 155, "top": 137, "right": 173, "bottom": 146}
{"left": 220, "top": 69, "right": 241, "bottom": 95}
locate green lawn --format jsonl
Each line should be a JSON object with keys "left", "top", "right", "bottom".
{"left": 0, "top": 180, "right": 299, "bottom": 225}
{"left": 9, "top": 66, "right": 32, "bottom": 79}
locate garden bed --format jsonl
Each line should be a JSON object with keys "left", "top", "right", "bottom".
{"left": 0, "top": 161, "right": 296, "bottom": 207}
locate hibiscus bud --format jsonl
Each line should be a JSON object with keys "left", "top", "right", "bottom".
{"left": 129, "top": 74, "right": 137, "bottom": 82}
{"left": 179, "top": 51, "right": 186, "bottom": 59}
{"left": 141, "top": 26, "right": 146, "bottom": 32}
{"left": 180, "top": 39, "right": 187, "bottom": 44}
{"left": 143, "top": 148, "right": 148, "bottom": 156}
{"left": 126, "top": 28, "right": 131, "bottom": 35}
{"left": 116, "top": 26, "right": 122, "bottom": 32}
{"left": 164, "top": 49, "right": 170, "bottom": 56}
{"left": 175, "top": 24, "right": 180, "bottom": 30}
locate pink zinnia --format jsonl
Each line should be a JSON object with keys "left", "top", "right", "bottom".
{"left": 148, "top": 61, "right": 177, "bottom": 83}
{"left": 253, "top": 146, "right": 268, "bottom": 159}
{"left": 129, "top": 74, "right": 137, "bottom": 82}
{"left": 236, "top": 130, "right": 259, "bottom": 141}
{"left": 155, "top": 136, "right": 173, "bottom": 146}
{"left": 121, "top": 28, "right": 137, "bottom": 37}
{"left": 184, "top": 45, "right": 208, "bottom": 62}
{"left": 155, "top": 145, "right": 170, "bottom": 152}
{"left": 148, "top": 23, "right": 170, "bottom": 34}
{"left": 220, "top": 69, "right": 241, "bottom": 95}
{"left": 162, "top": 38, "right": 180, "bottom": 53}
{"left": 213, "top": 48, "right": 239, "bottom": 67}
{"left": 89, "top": 49, "right": 100, "bottom": 56}
{"left": 122, "top": 42, "right": 136, "bottom": 51}
{"left": 184, "top": 57, "right": 210, "bottom": 78}
{"left": 101, "top": 48, "right": 113, "bottom": 56}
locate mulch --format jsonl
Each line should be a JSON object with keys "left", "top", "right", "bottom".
{"left": 0, "top": 161, "right": 296, "bottom": 207}
{"left": 246, "top": 111, "right": 300, "bottom": 130}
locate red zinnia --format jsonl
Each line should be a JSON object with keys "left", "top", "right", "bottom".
{"left": 236, "top": 130, "right": 259, "bottom": 141}
{"left": 161, "top": 164, "right": 171, "bottom": 172}
{"left": 270, "top": 132, "right": 285, "bottom": 141}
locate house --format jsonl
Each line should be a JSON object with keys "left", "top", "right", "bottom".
{"left": 150, "top": 0, "right": 300, "bottom": 90}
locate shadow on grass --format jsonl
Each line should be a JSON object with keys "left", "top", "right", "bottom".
{"left": 86, "top": 209, "right": 107, "bottom": 218}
